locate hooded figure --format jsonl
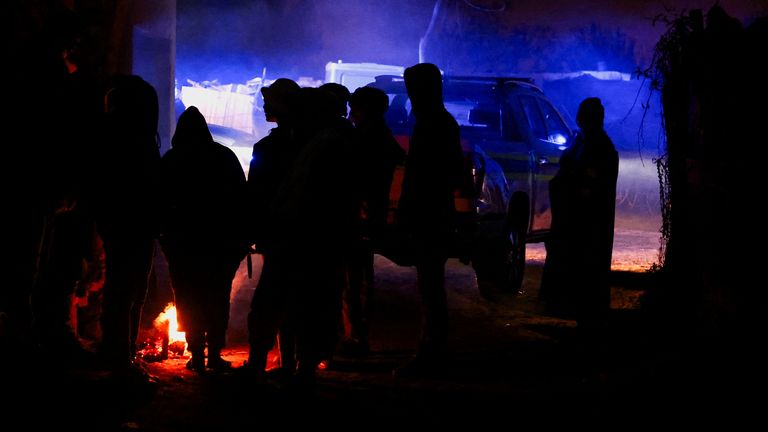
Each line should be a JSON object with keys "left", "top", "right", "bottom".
{"left": 398, "top": 63, "right": 464, "bottom": 234}
{"left": 540, "top": 97, "right": 618, "bottom": 324}
{"left": 394, "top": 63, "right": 464, "bottom": 377}
{"left": 160, "top": 106, "right": 247, "bottom": 372}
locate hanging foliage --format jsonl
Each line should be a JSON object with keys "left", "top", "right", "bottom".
{"left": 634, "top": 9, "right": 700, "bottom": 270}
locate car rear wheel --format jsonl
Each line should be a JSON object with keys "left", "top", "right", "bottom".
{"left": 504, "top": 192, "right": 529, "bottom": 292}
{"left": 472, "top": 193, "right": 529, "bottom": 298}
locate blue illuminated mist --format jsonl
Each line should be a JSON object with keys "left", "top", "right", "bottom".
{"left": 176, "top": 0, "right": 434, "bottom": 84}
{"left": 176, "top": 0, "right": 764, "bottom": 85}
{"left": 175, "top": 0, "right": 759, "bottom": 154}
{"left": 176, "top": 0, "right": 639, "bottom": 83}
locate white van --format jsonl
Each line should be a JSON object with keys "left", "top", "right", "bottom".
{"left": 324, "top": 61, "right": 404, "bottom": 91}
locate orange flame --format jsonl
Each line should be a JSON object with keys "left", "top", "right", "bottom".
{"left": 154, "top": 303, "right": 186, "bottom": 348}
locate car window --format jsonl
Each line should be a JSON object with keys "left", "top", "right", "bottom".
{"left": 537, "top": 98, "right": 570, "bottom": 145}
{"left": 519, "top": 95, "right": 548, "bottom": 141}
{"left": 503, "top": 96, "right": 525, "bottom": 142}
{"left": 445, "top": 101, "right": 501, "bottom": 140}
{"left": 444, "top": 83, "right": 501, "bottom": 140}
{"left": 383, "top": 94, "right": 413, "bottom": 135}
{"left": 376, "top": 81, "right": 566, "bottom": 146}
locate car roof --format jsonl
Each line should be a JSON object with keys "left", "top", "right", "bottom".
{"left": 371, "top": 74, "right": 543, "bottom": 94}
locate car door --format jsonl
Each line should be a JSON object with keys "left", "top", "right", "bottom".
{"left": 460, "top": 95, "right": 531, "bottom": 217}
{"left": 516, "top": 93, "right": 571, "bottom": 234}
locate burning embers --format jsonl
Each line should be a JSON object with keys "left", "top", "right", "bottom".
{"left": 136, "top": 303, "right": 187, "bottom": 362}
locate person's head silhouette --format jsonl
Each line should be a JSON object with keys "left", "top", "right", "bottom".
{"left": 404, "top": 63, "right": 443, "bottom": 117}
{"left": 319, "top": 82, "right": 351, "bottom": 118}
{"left": 172, "top": 106, "right": 212, "bottom": 150}
{"left": 349, "top": 86, "right": 389, "bottom": 127}
{"left": 576, "top": 97, "right": 604, "bottom": 132}
{"left": 261, "top": 78, "right": 300, "bottom": 123}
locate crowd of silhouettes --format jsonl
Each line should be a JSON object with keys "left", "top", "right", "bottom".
{"left": 242, "top": 82, "right": 366, "bottom": 386}
{"left": 2, "top": 31, "right": 619, "bottom": 392}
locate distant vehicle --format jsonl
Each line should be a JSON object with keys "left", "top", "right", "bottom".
{"left": 325, "top": 61, "right": 405, "bottom": 91}
{"left": 368, "top": 75, "right": 573, "bottom": 293}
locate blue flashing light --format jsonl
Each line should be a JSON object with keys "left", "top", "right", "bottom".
{"left": 550, "top": 133, "right": 567, "bottom": 145}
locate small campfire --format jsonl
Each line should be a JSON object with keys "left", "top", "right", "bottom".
{"left": 136, "top": 303, "right": 187, "bottom": 362}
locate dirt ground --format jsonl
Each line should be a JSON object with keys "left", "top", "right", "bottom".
{"left": 6, "top": 223, "right": 761, "bottom": 430}
{"left": 0, "top": 273, "right": 623, "bottom": 429}
{"left": 128, "top": 259, "right": 640, "bottom": 428}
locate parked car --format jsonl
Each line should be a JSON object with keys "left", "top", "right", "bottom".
{"left": 368, "top": 75, "right": 572, "bottom": 293}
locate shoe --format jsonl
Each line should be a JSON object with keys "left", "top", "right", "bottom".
{"left": 207, "top": 356, "right": 232, "bottom": 371}
{"left": 186, "top": 357, "right": 206, "bottom": 373}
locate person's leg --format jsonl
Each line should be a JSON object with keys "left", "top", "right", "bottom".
{"left": 416, "top": 254, "right": 448, "bottom": 358}
{"left": 207, "top": 260, "right": 238, "bottom": 370}
{"left": 32, "top": 211, "right": 93, "bottom": 359}
{"left": 169, "top": 259, "right": 205, "bottom": 372}
{"left": 362, "top": 246, "right": 375, "bottom": 317}
{"left": 277, "top": 323, "right": 296, "bottom": 374}
{"left": 342, "top": 245, "right": 369, "bottom": 351}
{"left": 295, "top": 257, "right": 344, "bottom": 385}
{"left": 394, "top": 251, "right": 448, "bottom": 378}
{"left": 127, "top": 240, "right": 155, "bottom": 363}
{"left": 100, "top": 236, "right": 153, "bottom": 369}
{"left": 245, "top": 254, "right": 287, "bottom": 375}
{"left": 183, "top": 324, "right": 206, "bottom": 372}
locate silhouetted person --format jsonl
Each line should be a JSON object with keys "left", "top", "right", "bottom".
{"left": 93, "top": 75, "right": 161, "bottom": 381}
{"left": 243, "top": 78, "right": 302, "bottom": 379}
{"left": 339, "top": 86, "right": 405, "bottom": 357}
{"left": 3, "top": 8, "right": 101, "bottom": 363}
{"left": 159, "top": 107, "right": 248, "bottom": 372}
{"left": 267, "top": 87, "right": 360, "bottom": 387}
{"left": 394, "top": 63, "right": 464, "bottom": 377}
{"left": 540, "top": 97, "right": 618, "bottom": 332}
{"left": 30, "top": 32, "right": 102, "bottom": 363}
{"left": 317, "top": 82, "right": 359, "bottom": 366}
{"left": 319, "top": 82, "right": 351, "bottom": 119}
